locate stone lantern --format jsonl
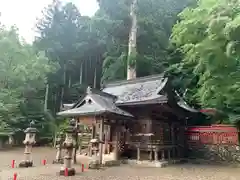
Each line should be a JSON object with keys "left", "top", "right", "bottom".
{"left": 19, "top": 121, "right": 37, "bottom": 168}
{"left": 53, "top": 132, "right": 64, "bottom": 164}
{"left": 88, "top": 138, "right": 103, "bottom": 169}
{"left": 59, "top": 120, "right": 76, "bottom": 176}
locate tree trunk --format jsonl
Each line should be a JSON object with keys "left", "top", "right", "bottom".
{"left": 44, "top": 83, "right": 49, "bottom": 112}
{"left": 127, "top": 0, "right": 137, "bottom": 80}
{"left": 53, "top": 131, "right": 57, "bottom": 147}
{"left": 60, "top": 64, "right": 66, "bottom": 109}
{"left": 68, "top": 75, "right": 71, "bottom": 88}
{"left": 53, "top": 93, "right": 57, "bottom": 114}
{"left": 80, "top": 61, "right": 83, "bottom": 84}
{"left": 93, "top": 66, "right": 97, "bottom": 88}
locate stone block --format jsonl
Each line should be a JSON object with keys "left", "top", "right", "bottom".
{"left": 103, "top": 160, "right": 121, "bottom": 167}
{"left": 155, "top": 161, "right": 168, "bottom": 168}
{"left": 59, "top": 167, "right": 75, "bottom": 176}
{"left": 88, "top": 159, "right": 100, "bottom": 169}
{"left": 19, "top": 160, "right": 33, "bottom": 168}
{"left": 52, "top": 159, "right": 64, "bottom": 164}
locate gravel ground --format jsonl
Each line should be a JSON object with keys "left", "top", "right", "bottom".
{"left": 1, "top": 147, "right": 240, "bottom": 180}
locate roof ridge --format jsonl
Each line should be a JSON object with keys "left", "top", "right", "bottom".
{"left": 102, "top": 73, "right": 165, "bottom": 88}
{"left": 72, "top": 87, "right": 117, "bottom": 109}
{"left": 91, "top": 88, "right": 117, "bottom": 99}
{"left": 90, "top": 94, "right": 111, "bottom": 111}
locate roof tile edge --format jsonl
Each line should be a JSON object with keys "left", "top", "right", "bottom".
{"left": 102, "top": 73, "right": 165, "bottom": 88}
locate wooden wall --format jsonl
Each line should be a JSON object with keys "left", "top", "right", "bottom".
{"left": 78, "top": 116, "right": 97, "bottom": 126}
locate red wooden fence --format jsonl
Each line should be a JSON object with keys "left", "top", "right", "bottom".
{"left": 186, "top": 125, "right": 239, "bottom": 145}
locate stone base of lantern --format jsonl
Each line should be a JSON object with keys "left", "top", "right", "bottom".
{"left": 154, "top": 160, "right": 168, "bottom": 168}
{"left": 19, "top": 160, "right": 33, "bottom": 168}
{"left": 59, "top": 167, "right": 75, "bottom": 176}
{"left": 88, "top": 159, "right": 100, "bottom": 169}
{"left": 53, "top": 159, "right": 64, "bottom": 164}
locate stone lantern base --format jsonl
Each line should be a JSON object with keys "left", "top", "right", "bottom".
{"left": 89, "top": 159, "right": 101, "bottom": 169}
{"left": 59, "top": 167, "right": 76, "bottom": 176}
{"left": 53, "top": 159, "right": 64, "bottom": 164}
{"left": 19, "top": 160, "right": 33, "bottom": 168}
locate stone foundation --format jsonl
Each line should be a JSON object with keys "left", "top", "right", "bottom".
{"left": 124, "top": 159, "right": 184, "bottom": 168}
{"left": 188, "top": 144, "right": 240, "bottom": 164}
{"left": 103, "top": 160, "right": 121, "bottom": 167}
{"left": 77, "top": 153, "right": 184, "bottom": 168}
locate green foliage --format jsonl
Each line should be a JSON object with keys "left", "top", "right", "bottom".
{"left": 171, "top": 0, "right": 240, "bottom": 123}
{"left": 57, "top": 119, "right": 69, "bottom": 132}
{"left": 0, "top": 25, "right": 58, "bottom": 135}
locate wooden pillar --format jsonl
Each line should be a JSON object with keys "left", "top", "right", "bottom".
{"left": 168, "top": 149, "right": 171, "bottom": 160}
{"left": 91, "top": 125, "right": 95, "bottom": 139}
{"left": 171, "top": 123, "right": 175, "bottom": 145}
{"left": 149, "top": 150, "right": 153, "bottom": 161}
{"left": 154, "top": 149, "right": 158, "bottom": 161}
{"left": 99, "top": 119, "right": 104, "bottom": 164}
{"left": 171, "top": 123, "right": 176, "bottom": 159}
{"left": 89, "top": 125, "right": 96, "bottom": 157}
{"left": 137, "top": 146, "right": 141, "bottom": 161}
{"left": 113, "top": 125, "right": 119, "bottom": 161}
{"left": 107, "top": 125, "right": 111, "bottom": 154}
{"left": 0, "top": 139, "right": 3, "bottom": 149}
{"left": 161, "top": 150, "right": 165, "bottom": 160}
{"left": 104, "top": 125, "right": 108, "bottom": 154}
{"left": 172, "top": 147, "right": 175, "bottom": 158}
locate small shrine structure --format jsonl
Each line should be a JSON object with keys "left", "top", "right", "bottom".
{"left": 57, "top": 74, "right": 203, "bottom": 164}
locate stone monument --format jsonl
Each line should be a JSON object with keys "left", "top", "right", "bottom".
{"left": 53, "top": 132, "right": 64, "bottom": 164}
{"left": 59, "top": 120, "right": 76, "bottom": 176}
{"left": 19, "top": 121, "right": 37, "bottom": 168}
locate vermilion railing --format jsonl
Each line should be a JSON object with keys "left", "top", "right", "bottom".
{"left": 186, "top": 125, "right": 239, "bottom": 145}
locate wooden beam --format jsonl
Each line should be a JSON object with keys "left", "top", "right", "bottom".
{"left": 151, "top": 110, "right": 169, "bottom": 121}
{"left": 162, "top": 104, "right": 186, "bottom": 119}
{"left": 99, "top": 118, "right": 104, "bottom": 164}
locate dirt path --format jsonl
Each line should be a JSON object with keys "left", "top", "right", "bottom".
{"left": 1, "top": 147, "right": 240, "bottom": 180}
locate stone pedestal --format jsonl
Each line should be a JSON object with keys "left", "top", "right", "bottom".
{"left": 59, "top": 167, "right": 76, "bottom": 176}
{"left": 19, "top": 145, "right": 33, "bottom": 167}
{"left": 59, "top": 149, "right": 76, "bottom": 176}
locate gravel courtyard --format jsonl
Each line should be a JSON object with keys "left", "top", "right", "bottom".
{"left": 1, "top": 147, "right": 240, "bottom": 180}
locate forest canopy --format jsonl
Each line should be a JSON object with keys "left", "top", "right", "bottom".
{"left": 171, "top": 0, "right": 240, "bottom": 124}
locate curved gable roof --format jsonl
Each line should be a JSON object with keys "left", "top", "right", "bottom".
{"left": 57, "top": 87, "right": 133, "bottom": 118}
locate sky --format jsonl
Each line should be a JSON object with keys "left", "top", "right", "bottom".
{"left": 0, "top": 0, "right": 99, "bottom": 43}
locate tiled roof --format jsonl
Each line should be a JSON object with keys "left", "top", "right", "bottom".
{"left": 57, "top": 87, "right": 133, "bottom": 117}
{"left": 102, "top": 74, "right": 168, "bottom": 105}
